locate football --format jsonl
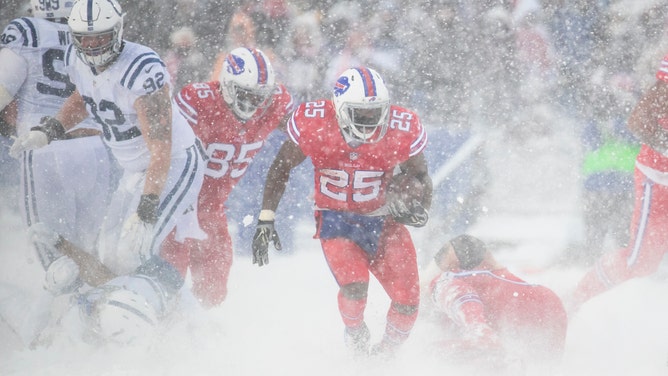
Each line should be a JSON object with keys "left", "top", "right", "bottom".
{"left": 387, "top": 172, "right": 425, "bottom": 204}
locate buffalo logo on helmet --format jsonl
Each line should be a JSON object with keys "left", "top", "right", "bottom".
{"left": 225, "top": 54, "right": 246, "bottom": 76}
{"left": 333, "top": 76, "right": 350, "bottom": 97}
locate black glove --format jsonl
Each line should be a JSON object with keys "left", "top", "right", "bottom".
{"left": 32, "top": 116, "right": 66, "bottom": 142}
{"left": 137, "top": 193, "right": 160, "bottom": 224}
{"left": 388, "top": 199, "right": 429, "bottom": 227}
{"left": 252, "top": 220, "right": 282, "bottom": 266}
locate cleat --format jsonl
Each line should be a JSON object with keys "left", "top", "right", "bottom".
{"left": 369, "top": 339, "right": 398, "bottom": 359}
{"left": 344, "top": 322, "right": 370, "bottom": 356}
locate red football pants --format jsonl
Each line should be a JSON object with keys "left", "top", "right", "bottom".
{"left": 161, "top": 212, "right": 233, "bottom": 308}
{"left": 574, "top": 169, "right": 668, "bottom": 305}
{"left": 321, "top": 219, "right": 420, "bottom": 343}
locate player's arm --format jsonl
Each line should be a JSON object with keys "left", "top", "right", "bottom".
{"left": 628, "top": 79, "right": 668, "bottom": 153}
{"left": 0, "top": 47, "right": 27, "bottom": 112}
{"left": 29, "top": 223, "right": 116, "bottom": 288}
{"left": 275, "top": 111, "right": 292, "bottom": 133}
{"left": 0, "top": 99, "right": 17, "bottom": 137}
{"left": 134, "top": 84, "right": 172, "bottom": 199}
{"left": 0, "top": 47, "right": 27, "bottom": 137}
{"left": 56, "top": 236, "right": 116, "bottom": 286}
{"left": 55, "top": 89, "right": 89, "bottom": 129}
{"left": 261, "top": 138, "right": 307, "bottom": 212}
{"left": 252, "top": 138, "right": 306, "bottom": 266}
{"left": 385, "top": 152, "right": 432, "bottom": 227}
{"left": 397, "top": 153, "right": 433, "bottom": 210}
{"left": 274, "top": 89, "right": 296, "bottom": 134}
{"left": 8, "top": 88, "right": 89, "bottom": 157}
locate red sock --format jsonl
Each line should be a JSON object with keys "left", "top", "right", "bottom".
{"left": 383, "top": 303, "right": 418, "bottom": 345}
{"left": 338, "top": 290, "right": 367, "bottom": 328}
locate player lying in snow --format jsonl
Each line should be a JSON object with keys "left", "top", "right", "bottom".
{"left": 28, "top": 222, "right": 181, "bottom": 347}
{"left": 422, "top": 235, "right": 568, "bottom": 371}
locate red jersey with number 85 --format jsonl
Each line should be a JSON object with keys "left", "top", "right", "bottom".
{"left": 287, "top": 99, "right": 427, "bottom": 214}
{"left": 175, "top": 81, "right": 294, "bottom": 213}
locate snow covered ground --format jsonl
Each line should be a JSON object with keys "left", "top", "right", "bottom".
{"left": 2, "top": 120, "right": 668, "bottom": 376}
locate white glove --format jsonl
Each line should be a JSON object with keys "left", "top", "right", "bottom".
{"left": 118, "top": 213, "right": 155, "bottom": 264}
{"left": 28, "top": 222, "right": 61, "bottom": 248}
{"left": 43, "top": 256, "right": 80, "bottom": 295}
{"left": 9, "top": 130, "right": 49, "bottom": 158}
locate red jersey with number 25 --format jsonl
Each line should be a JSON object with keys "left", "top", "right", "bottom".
{"left": 175, "top": 81, "right": 294, "bottom": 214}
{"left": 287, "top": 99, "right": 427, "bottom": 214}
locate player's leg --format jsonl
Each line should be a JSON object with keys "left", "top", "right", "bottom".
{"left": 19, "top": 148, "right": 70, "bottom": 269}
{"left": 321, "top": 237, "right": 371, "bottom": 353}
{"left": 611, "top": 188, "right": 634, "bottom": 249}
{"left": 159, "top": 228, "right": 190, "bottom": 278}
{"left": 369, "top": 220, "right": 420, "bottom": 353}
{"left": 573, "top": 172, "right": 668, "bottom": 307}
{"left": 96, "top": 169, "right": 139, "bottom": 274}
{"left": 22, "top": 138, "right": 113, "bottom": 252}
{"left": 101, "top": 144, "right": 204, "bottom": 274}
{"left": 70, "top": 136, "right": 116, "bottom": 251}
{"left": 151, "top": 144, "right": 205, "bottom": 256}
{"left": 188, "top": 213, "right": 234, "bottom": 308}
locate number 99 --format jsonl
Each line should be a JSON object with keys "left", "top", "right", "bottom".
{"left": 36, "top": 0, "right": 61, "bottom": 11}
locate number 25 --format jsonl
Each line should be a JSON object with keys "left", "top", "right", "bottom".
{"left": 320, "top": 169, "right": 384, "bottom": 202}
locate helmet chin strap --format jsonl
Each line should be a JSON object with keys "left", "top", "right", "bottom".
{"left": 76, "top": 40, "right": 123, "bottom": 72}
{"left": 233, "top": 101, "right": 256, "bottom": 122}
{"left": 237, "top": 100, "right": 256, "bottom": 114}
{"left": 340, "top": 126, "right": 365, "bottom": 148}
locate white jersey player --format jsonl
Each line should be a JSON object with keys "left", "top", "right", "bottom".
{"left": 0, "top": 1, "right": 114, "bottom": 272}
{"left": 62, "top": 36, "right": 206, "bottom": 274}
{"left": 10, "top": 0, "right": 205, "bottom": 345}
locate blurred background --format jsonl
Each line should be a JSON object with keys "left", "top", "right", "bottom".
{"left": 1, "top": 0, "right": 667, "bottom": 266}
{"left": 3, "top": 2, "right": 668, "bottom": 374}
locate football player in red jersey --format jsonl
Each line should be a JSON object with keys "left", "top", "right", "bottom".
{"left": 252, "top": 67, "right": 432, "bottom": 357}
{"left": 423, "top": 235, "right": 567, "bottom": 371}
{"left": 572, "top": 52, "right": 668, "bottom": 309}
{"left": 164, "top": 47, "right": 294, "bottom": 308}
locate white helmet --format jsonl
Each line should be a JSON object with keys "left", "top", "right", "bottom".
{"left": 91, "top": 286, "right": 158, "bottom": 344}
{"left": 332, "top": 67, "right": 390, "bottom": 144}
{"left": 31, "top": 0, "right": 75, "bottom": 20}
{"left": 68, "top": 0, "right": 125, "bottom": 68}
{"left": 219, "top": 47, "right": 276, "bottom": 121}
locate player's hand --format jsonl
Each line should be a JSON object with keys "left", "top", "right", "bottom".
{"left": 43, "top": 255, "right": 81, "bottom": 295}
{"left": 118, "top": 213, "right": 155, "bottom": 263}
{"left": 252, "top": 220, "right": 282, "bottom": 267}
{"left": 28, "top": 222, "right": 61, "bottom": 248}
{"left": 388, "top": 199, "right": 429, "bottom": 227}
{"left": 118, "top": 194, "right": 160, "bottom": 262}
{"left": 9, "top": 131, "right": 48, "bottom": 158}
{"left": 28, "top": 223, "right": 81, "bottom": 295}
{"left": 136, "top": 193, "right": 159, "bottom": 224}
{"left": 9, "top": 116, "right": 66, "bottom": 158}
